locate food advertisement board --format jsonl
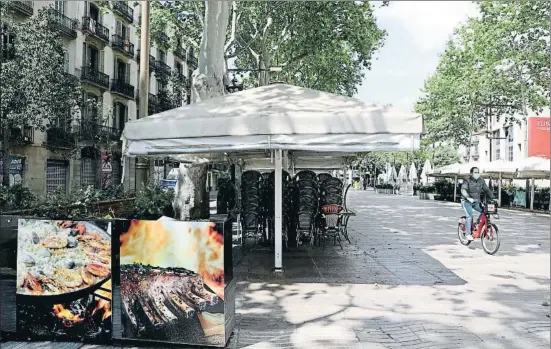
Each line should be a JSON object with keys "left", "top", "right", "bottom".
{"left": 16, "top": 219, "right": 113, "bottom": 342}
{"left": 118, "top": 220, "right": 233, "bottom": 347}
{"left": 528, "top": 117, "right": 550, "bottom": 159}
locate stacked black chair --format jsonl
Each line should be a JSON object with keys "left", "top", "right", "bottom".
{"left": 317, "top": 173, "right": 332, "bottom": 185}
{"left": 320, "top": 177, "right": 344, "bottom": 206}
{"left": 216, "top": 176, "right": 235, "bottom": 214}
{"left": 294, "top": 170, "right": 320, "bottom": 245}
{"left": 261, "top": 170, "right": 292, "bottom": 248}
{"left": 241, "top": 170, "right": 263, "bottom": 242}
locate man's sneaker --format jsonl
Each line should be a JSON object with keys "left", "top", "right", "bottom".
{"left": 466, "top": 235, "right": 474, "bottom": 241}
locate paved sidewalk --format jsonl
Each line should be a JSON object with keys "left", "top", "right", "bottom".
{"left": 2, "top": 191, "right": 550, "bottom": 348}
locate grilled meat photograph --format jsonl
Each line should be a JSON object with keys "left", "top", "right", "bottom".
{"left": 120, "top": 263, "right": 224, "bottom": 345}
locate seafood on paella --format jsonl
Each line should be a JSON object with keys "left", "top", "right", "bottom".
{"left": 17, "top": 219, "right": 112, "bottom": 296}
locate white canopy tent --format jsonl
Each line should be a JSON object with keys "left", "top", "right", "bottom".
{"left": 397, "top": 165, "right": 407, "bottom": 183}
{"left": 409, "top": 162, "right": 418, "bottom": 182}
{"left": 122, "top": 83, "right": 424, "bottom": 271}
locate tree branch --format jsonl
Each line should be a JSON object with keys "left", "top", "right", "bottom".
{"left": 224, "top": 1, "right": 238, "bottom": 53}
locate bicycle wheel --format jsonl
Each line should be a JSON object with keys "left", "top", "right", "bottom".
{"left": 457, "top": 222, "right": 471, "bottom": 246}
{"left": 481, "top": 223, "right": 500, "bottom": 255}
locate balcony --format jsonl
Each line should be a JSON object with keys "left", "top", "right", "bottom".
{"left": 9, "top": 1, "right": 33, "bottom": 16}
{"left": 135, "top": 92, "right": 159, "bottom": 115}
{"left": 174, "top": 47, "right": 186, "bottom": 60}
{"left": 1, "top": 126, "right": 34, "bottom": 145}
{"left": 110, "top": 79, "right": 135, "bottom": 99}
{"left": 153, "top": 32, "right": 169, "bottom": 47}
{"left": 155, "top": 60, "right": 171, "bottom": 76}
{"left": 136, "top": 50, "right": 156, "bottom": 72}
{"left": 187, "top": 53, "right": 198, "bottom": 68}
{"left": 76, "top": 121, "right": 122, "bottom": 142}
{"left": 80, "top": 67, "right": 110, "bottom": 90}
{"left": 81, "top": 17, "right": 110, "bottom": 43}
{"left": 46, "top": 127, "right": 74, "bottom": 148}
{"left": 112, "top": 0, "right": 134, "bottom": 22}
{"left": 49, "top": 11, "right": 78, "bottom": 38}
{"left": 111, "top": 34, "right": 134, "bottom": 57}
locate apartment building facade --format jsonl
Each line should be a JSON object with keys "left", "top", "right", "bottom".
{"left": 1, "top": 1, "right": 197, "bottom": 195}
{"left": 460, "top": 111, "right": 551, "bottom": 164}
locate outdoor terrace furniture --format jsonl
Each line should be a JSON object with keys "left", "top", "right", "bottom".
{"left": 318, "top": 204, "right": 344, "bottom": 249}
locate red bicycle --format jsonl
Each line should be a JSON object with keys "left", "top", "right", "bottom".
{"left": 458, "top": 201, "right": 501, "bottom": 255}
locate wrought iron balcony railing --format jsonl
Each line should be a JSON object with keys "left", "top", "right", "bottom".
{"left": 1, "top": 126, "right": 34, "bottom": 145}
{"left": 136, "top": 50, "right": 156, "bottom": 72}
{"left": 46, "top": 127, "right": 74, "bottom": 148}
{"left": 80, "top": 66, "right": 110, "bottom": 89}
{"left": 49, "top": 10, "right": 78, "bottom": 38}
{"left": 154, "top": 32, "right": 169, "bottom": 47}
{"left": 187, "top": 53, "right": 198, "bottom": 68}
{"left": 155, "top": 60, "right": 171, "bottom": 76}
{"left": 112, "top": 0, "right": 134, "bottom": 22}
{"left": 81, "top": 17, "right": 110, "bottom": 43}
{"left": 76, "top": 121, "right": 122, "bottom": 142}
{"left": 9, "top": 1, "right": 33, "bottom": 16}
{"left": 174, "top": 47, "right": 186, "bottom": 59}
{"left": 111, "top": 34, "right": 134, "bottom": 57}
{"left": 110, "top": 79, "right": 135, "bottom": 99}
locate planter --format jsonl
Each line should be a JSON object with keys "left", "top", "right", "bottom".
{"left": 419, "top": 192, "right": 435, "bottom": 200}
{"left": 376, "top": 188, "right": 395, "bottom": 195}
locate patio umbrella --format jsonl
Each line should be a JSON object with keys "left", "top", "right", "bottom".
{"left": 397, "top": 165, "right": 407, "bottom": 183}
{"left": 420, "top": 159, "right": 432, "bottom": 184}
{"left": 409, "top": 162, "right": 417, "bottom": 182}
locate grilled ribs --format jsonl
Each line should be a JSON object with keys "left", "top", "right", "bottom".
{"left": 120, "top": 264, "right": 219, "bottom": 329}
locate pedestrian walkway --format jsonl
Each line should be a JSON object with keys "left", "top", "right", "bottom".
{"left": 2, "top": 191, "right": 549, "bottom": 348}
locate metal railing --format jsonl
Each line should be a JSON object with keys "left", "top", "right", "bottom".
{"left": 80, "top": 66, "right": 110, "bottom": 89}
{"left": 155, "top": 60, "right": 171, "bottom": 75}
{"left": 9, "top": 1, "right": 33, "bottom": 16}
{"left": 77, "top": 121, "right": 122, "bottom": 142}
{"left": 49, "top": 10, "right": 78, "bottom": 38}
{"left": 112, "top": 34, "right": 134, "bottom": 56}
{"left": 46, "top": 127, "right": 74, "bottom": 148}
{"left": 187, "top": 53, "right": 198, "bottom": 68}
{"left": 1, "top": 126, "right": 34, "bottom": 145}
{"left": 136, "top": 50, "right": 156, "bottom": 71}
{"left": 174, "top": 47, "right": 186, "bottom": 59}
{"left": 111, "top": 79, "right": 135, "bottom": 99}
{"left": 154, "top": 32, "right": 169, "bottom": 46}
{"left": 112, "top": 0, "right": 133, "bottom": 22}
{"left": 81, "top": 17, "right": 110, "bottom": 43}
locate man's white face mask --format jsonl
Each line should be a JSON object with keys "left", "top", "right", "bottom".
{"left": 472, "top": 173, "right": 480, "bottom": 180}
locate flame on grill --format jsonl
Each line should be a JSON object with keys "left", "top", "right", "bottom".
{"left": 120, "top": 220, "right": 225, "bottom": 300}
{"left": 92, "top": 299, "right": 112, "bottom": 321}
{"left": 53, "top": 304, "right": 84, "bottom": 326}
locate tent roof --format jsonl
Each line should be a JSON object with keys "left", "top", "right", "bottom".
{"left": 123, "top": 84, "right": 423, "bottom": 157}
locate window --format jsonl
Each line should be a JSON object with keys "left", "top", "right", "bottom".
{"left": 46, "top": 159, "right": 69, "bottom": 194}
{"left": 493, "top": 130, "right": 501, "bottom": 160}
{"left": 55, "top": 1, "right": 66, "bottom": 14}
{"left": 63, "top": 49, "right": 69, "bottom": 73}
{"left": 1, "top": 24, "right": 16, "bottom": 60}
{"left": 80, "top": 148, "right": 99, "bottom": 188}
{"left": 158, "top": 49, "right": 166, "bottom": 63}
{"left": 116, "top": 20, "right": 129, "bottom": 39}
{"left": 506, "top": 126, "right": 514, "bottom": 161}
{"left": 83, "top": 43, "right": 102, "bottom": 71}
{"left": 113, "top": 102, "right": 127, "bottom": 130}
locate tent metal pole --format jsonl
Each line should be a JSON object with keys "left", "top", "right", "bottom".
{"left": 498, "top": 173, "right": 502, "bottom": 207}
{"left": 274, "top": 149, "right": 283, "bottom": 272}
{"left": 453, "top": 175, "right": 457, "bottom": 202}
{"left": 530, "top": 178, "right": 535, "bottom": 211}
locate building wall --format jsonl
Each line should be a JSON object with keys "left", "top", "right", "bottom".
{"left": 459, "top": 110, "right": 551, "bottom": 164}
{"left": 2, "top": 1, "right": 193, "bottom": 195}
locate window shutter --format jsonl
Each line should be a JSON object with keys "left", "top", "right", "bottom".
{"left": 82, "top": 42, "right": 88, "bottom": 67}
{"left": 99, "top": 50, "right": 104, "bottom": 72}
{"left": 114, "top": 58, "right": 118, "bottom": 80}
{"left": 83, "top": 1, "right": 88, "bottom": 16}
{"left": 125, "top": 63, "right": 130, "bottom": 84}
{"left": 116, "top": 20, "right": 122, "bottom": 37}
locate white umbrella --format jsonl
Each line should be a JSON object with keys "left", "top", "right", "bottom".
{"left": 397, "top": 165, "right": 407, "bottom": 183}
{"left": 409, "top": 162, "right": 418, "bottom": 182}
{"left": 420, "top": 159, "right": 432, "bottom": 184}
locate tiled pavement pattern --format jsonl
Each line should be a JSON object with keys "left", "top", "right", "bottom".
{"left": 2, "top": 191, "right": 550, "bottom": 348}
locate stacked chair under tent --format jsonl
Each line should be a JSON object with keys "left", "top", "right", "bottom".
{"left": 318, "top": 177, "right": 345, "bottom": 248}
{"left": 240, "top": 170, "right": 263, "bottom": 245}
{"left": 260, "top": 170, "right": 293, "bottom": 248}
{"left": 293, "top": 170, "right": 320, "bottom": 246}
{"left": 317, "top": 173, "right": 333, "bottom": 185}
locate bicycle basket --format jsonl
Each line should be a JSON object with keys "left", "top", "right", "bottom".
{"left": 487, "top": 203, "right": 497, "bottom": 214}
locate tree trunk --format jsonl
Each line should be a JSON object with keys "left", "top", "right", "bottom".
{"left": 175, "top": 0, "right": 231, "bottom": 220}
{"left": 1, "top": 128, "right": 10, "bottom": 187}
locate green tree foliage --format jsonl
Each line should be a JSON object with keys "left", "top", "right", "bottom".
{"left": 0, "top": 6, "right": 82, "bottom": 184}
{"left": 143, "top": 1, "right": 386, "bottom": 97}
{"left": 415, "top": 0, "right": 549, "bottom": 146}
{"left": 230, "top": 1, "right": 386, "bottom": 96}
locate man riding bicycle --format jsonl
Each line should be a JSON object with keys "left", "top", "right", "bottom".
{"left": 460, "top": 167, "right": 497, "bottom": 241}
